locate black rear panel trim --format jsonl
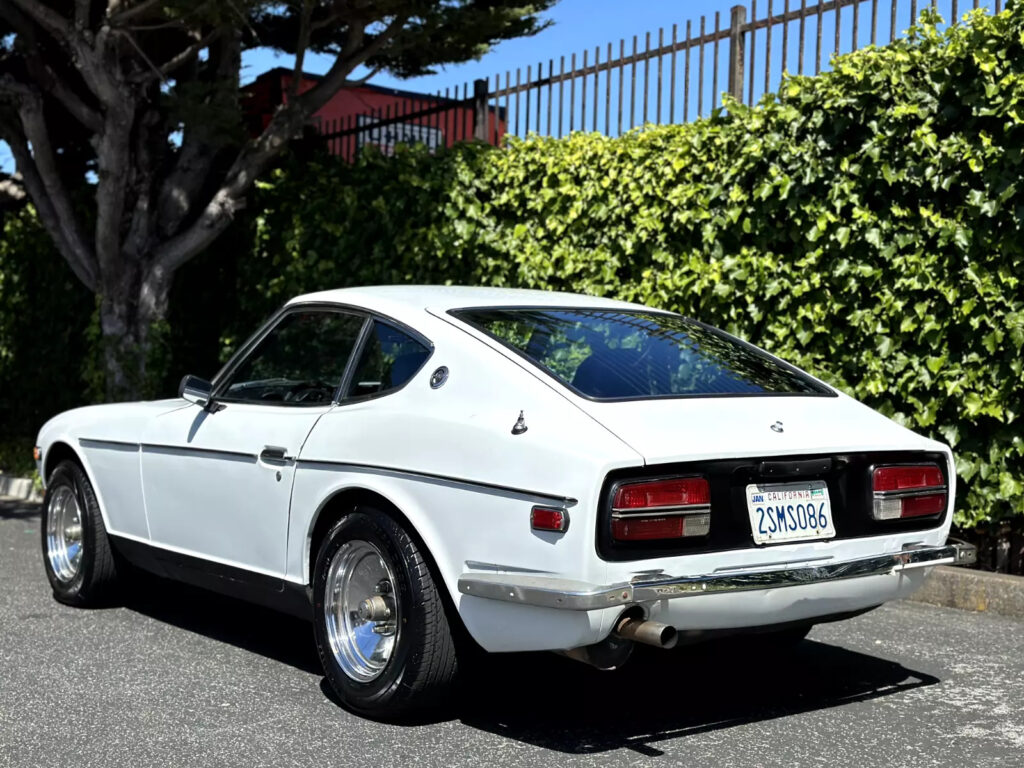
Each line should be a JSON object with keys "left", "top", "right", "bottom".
{"left": 597, "top": 450, "right": 950, "bottom": 562}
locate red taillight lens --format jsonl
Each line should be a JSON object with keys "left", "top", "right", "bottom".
{"left": 611, "top": 513, "right": 711, "bottom": 541}
{"left": 899, "top": 493, "right": 948, "bottom": 518}
{"left": 531, "top": 506, "right": 569, "bottom": 532}
{"left": 872, "top": 465, "right": 944, "bottom": 493}
{"left": 613, "top": 477, "right": 710, "bottom": 510}
{"left": 872, "top": 464, "right": 947, "bottom": 520}
{"left": 611, "top": 476, "right": 711, "bottom": 541}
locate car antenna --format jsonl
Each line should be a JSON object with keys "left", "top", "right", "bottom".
{"left": 511, "top": 411, "right": 528, "bottom": 435}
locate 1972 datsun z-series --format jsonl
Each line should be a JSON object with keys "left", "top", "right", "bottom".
{"left": 36, "top": 286, "right": 976, "bottom": 717}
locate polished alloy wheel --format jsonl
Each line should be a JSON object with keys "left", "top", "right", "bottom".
{"left": 46, "top": 485, "right": 83, "bottom": 583}
{"left": 324, "top": 540, "right": 400, "bottom": 682}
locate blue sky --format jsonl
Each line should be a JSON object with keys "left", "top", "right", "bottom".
{"left": 0, "top": 0, "right": 1001, "bottom": 173}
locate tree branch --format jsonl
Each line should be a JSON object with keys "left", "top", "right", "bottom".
{"left": 107, "top": 0, "right": 166, "bottom": 26}
{"left": 7, "top": 0, "right": 72, "bottom": 40}
{"left": 295, "top": 14, "right": 408, "bottom": 116}
{"left": 122, "top": 105, "right": 160, "bottom": 262}
{"left": 344, "top": 66, "right": 383, "bottom": 88}
{"left": 136, "top": 27, "right": 223, "bottom": 83}
{"left": 155, "top": 31, "right": 241, "bottom": 238}
{"left": 75, "top": 0, "right": 92, "bottom": 30}
{"left": 93, "top": 104, "right": 134, "bottom": 281}
{"left": 6, "top": 4, "right": 121, "bottom": 109}
{"left": 288, "top": 0, "right": 315, "bottom": 103}
{"left": 150, "top": 14, "right": 410, "bottom": 275}
{"left": 0, "top": 112, "right": 97, "bottom": 290}
{"left": 23, "top": 57, "right": 103, "bottom": 132}
{"left": 116, "top": 27, "right": 169, "bottom": 84}
{"left": 0, "top": 3, "right": 35, "bottom": 39}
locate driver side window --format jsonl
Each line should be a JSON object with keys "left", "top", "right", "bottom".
{"left": 220, "top": 309, "right": 365, "bottom": 406}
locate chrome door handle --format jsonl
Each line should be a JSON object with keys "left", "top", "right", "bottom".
{"left": 259, "top": 445, "right": 292, "bottom": 462}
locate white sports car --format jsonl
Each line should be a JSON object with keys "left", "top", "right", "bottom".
{"left": 36, "top": 286, "right": 975, "bottom": 717}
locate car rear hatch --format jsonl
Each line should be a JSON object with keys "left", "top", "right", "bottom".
{"left": 572, "top": 394, "right": 929, "bottom": 465}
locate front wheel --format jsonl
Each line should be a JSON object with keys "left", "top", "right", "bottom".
{"left": 41, "top": 460, "right": 119, "bottom": 606}
{"left": 312, "top": 507, "right": 459, "bottom": 719}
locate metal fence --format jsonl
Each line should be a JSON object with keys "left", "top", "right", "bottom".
{"left": 318, "top": 0, "right": 1003, "bottom": 153}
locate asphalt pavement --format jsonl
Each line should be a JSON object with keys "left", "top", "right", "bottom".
{"left": 2, "top": 497, "right": 1022, "bottom": 768}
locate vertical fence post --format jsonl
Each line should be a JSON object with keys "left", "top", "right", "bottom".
{"left": 472, "top": 78, "right": 489, "bottom": 142}
{"left": 728, "top": 4, "right": 747, "bottom": 104}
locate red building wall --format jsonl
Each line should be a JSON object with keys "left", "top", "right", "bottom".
{"left": 244, "top": 68, "right": 506, "bottom": 160}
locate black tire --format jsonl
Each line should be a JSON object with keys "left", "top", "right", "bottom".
{"left": 312, "top": 506, "right": 459, "bottom": 719}
{"left": 40, "top": 459, "right": 119, "bottom": 606}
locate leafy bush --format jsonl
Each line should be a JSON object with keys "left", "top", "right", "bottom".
{"left": 240, "top": 6, "right": 1024, "bottom": 529}
{"left": 0, "top": 207, "right": 93, "bottom": 451}
{"left": 0, "top": 437, "right": 36, "bottom": 477}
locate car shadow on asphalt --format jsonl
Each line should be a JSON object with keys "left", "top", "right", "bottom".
{"left": 456, "top": 639, "right": 940, "bottom": 755}
{"left": 0, "top": 499, "right": 41, "bottom": 520}
{"left": 121, "top": 577, "right": 323, "bottom": 676}
{"left": 113, "top": 567, "right": 940, "bottom": 755}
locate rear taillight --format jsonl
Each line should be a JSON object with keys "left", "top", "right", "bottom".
{"left": 611, "top": 476, "right": 711, "bottom": 541}
{"left": 872, "top": 464, "right": 947, "bottom": 520}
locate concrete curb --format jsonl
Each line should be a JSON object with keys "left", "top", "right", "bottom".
{"left": 0, "top": 474, "right": 42, "bottom": 503}
{"left": 909, "top": 565, "right": 1024, "bottom": 621}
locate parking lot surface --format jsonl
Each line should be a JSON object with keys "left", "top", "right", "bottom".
{"left": 2, "top": 498, "right": 1022, "bottom": 768}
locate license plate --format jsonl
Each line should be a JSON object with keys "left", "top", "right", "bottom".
{"left": 746, "top": 480, "right": 836, "bottom": 545}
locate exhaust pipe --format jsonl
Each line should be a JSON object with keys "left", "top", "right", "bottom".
{"left": 614, "top": 615, "right": 678, "bottom": 649}
{"left": 556, "top": 614, "right": 678, "bottom": 669}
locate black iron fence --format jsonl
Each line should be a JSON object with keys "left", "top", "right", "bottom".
{"left": 318, "top": 0, "right": 1002, "bottom": 154}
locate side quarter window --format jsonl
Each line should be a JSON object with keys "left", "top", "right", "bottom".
{"left": 345, "top": 321, "right": 431, "bottom": 399}
{"left": 220, "top": 310, "right": 365, "bottom": 405}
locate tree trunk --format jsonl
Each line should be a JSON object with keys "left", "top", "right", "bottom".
{"left": 98, "top": 263, "right": 172, "bottom": 402}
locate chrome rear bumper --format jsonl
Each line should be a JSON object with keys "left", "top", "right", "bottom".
{"left": 457, "top": 542, "right": 977, "bottom": 611}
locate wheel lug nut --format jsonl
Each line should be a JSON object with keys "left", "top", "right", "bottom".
{"left": 357, "top": 595, "right": 392, "bottom": 622}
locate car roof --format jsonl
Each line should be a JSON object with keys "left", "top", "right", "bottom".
{"left": 287, "top": 285, "right": 652, "bottom": 321}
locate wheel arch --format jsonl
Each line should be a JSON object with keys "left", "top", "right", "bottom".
{"left": 40, "top": 439, "right": 114, "bottom": 532}
{"left": 301, "top": 483, "right": 476, "bottom": 647}
{"left": 305, "top": 485, "right": 448, "bottom": 589}
{"left": 43, "top": 440, "right": 81, "bottom": 484}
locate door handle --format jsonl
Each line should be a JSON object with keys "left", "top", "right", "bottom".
{"left": 259, "top": 445, "right": 293, "bottom": 463}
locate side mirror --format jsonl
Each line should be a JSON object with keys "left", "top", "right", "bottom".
{"left": 178, "top": 374, "right": 212, "bottom": 407}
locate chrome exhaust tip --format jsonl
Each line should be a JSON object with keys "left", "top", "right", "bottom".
{"left": 613, "top": 616, "right": 678, "bottom": 649}
{"left": 556, "top": 614, "right": 678, "bottom": 669}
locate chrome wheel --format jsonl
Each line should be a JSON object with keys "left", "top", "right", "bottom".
{"left": 46, "top": 485, "right": 83, "bottom": 583}
{"left": 324, "top": 540, "right": 400, "bottom": 682}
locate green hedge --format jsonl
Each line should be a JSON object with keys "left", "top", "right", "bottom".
{"left": 0, "top": 208, "right": 93, "bottom": 474}
{"left": 238, "top": 6, "right": 1024, "bottom": 529}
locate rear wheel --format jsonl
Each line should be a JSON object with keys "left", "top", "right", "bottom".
{"left": 41, "top": 460, "right": 118, "bottom": 606}
{"left": 312, "top": 506, "right": 459, "bottom": 719}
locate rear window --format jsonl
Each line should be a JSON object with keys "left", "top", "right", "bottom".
{"left": 453, "top": 308, "right": 831, "bottom": 400}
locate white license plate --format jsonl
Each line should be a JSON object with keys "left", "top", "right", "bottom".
{"left": 746, "top": 480, "right": 836, "bottom": 545}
